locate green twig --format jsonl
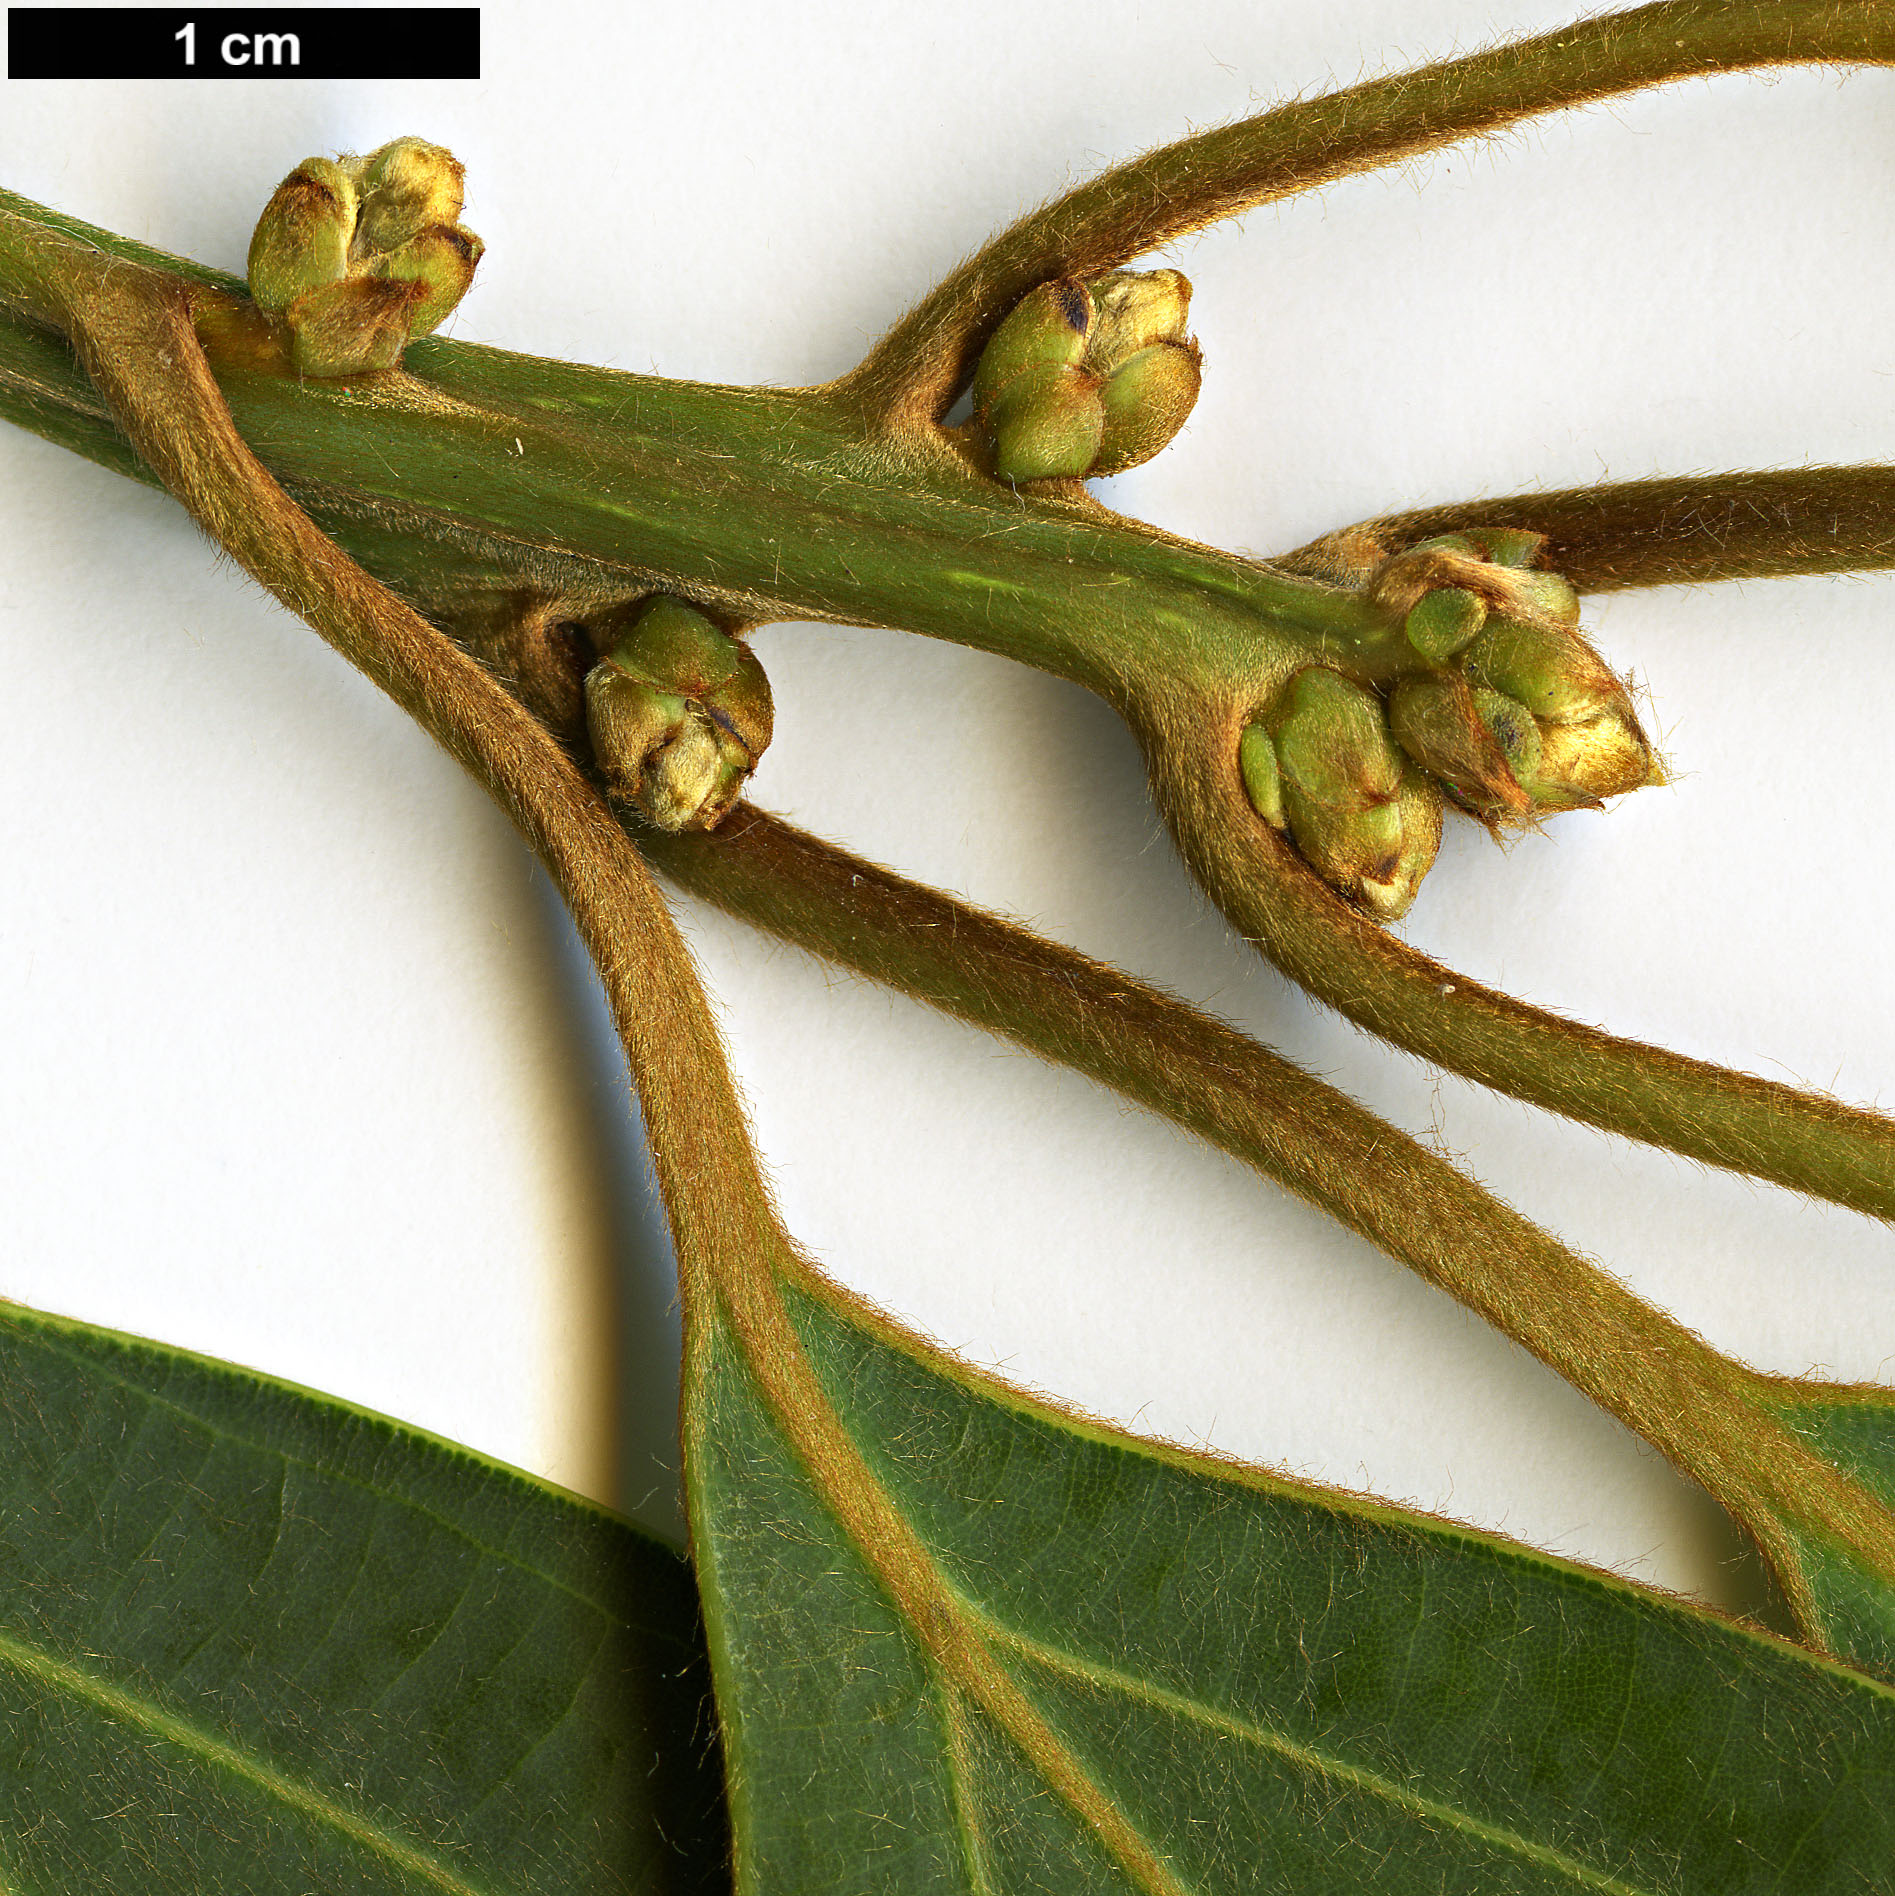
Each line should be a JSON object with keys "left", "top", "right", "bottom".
{"left": 0, "top": 202, "right": 1218, "bottom": 1896}
{"left": 3, "top": 105, "right": 1893, "bottom": 1227}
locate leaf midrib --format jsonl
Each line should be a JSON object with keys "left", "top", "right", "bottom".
{"left": 973, "top": 1608, "right": 1655, "bottom": 1896}
{"left": 0, "top": 1624, "right": 490, "bottom": 1895}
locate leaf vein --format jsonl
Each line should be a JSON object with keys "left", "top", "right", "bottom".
{"left": 976, "top": 1613, "right": 1659, "bottom": 1896}
{"left": 0, "top": 1625, "right": 490, "bottom": 1895}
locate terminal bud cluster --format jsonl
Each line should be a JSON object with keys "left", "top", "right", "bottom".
{"left": 584, "top": 598, "right": 774, "bottom": 832}
{"left": 247, "top": 137, "right": 482, "bottom": 377}
{"left": 1242, "top": 531, "right": 1662, "bottom": 918}
{"left": 971, "top": 270, "right": 1202, "bottom": 482}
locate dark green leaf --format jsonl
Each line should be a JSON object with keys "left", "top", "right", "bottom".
{"left": 1777, "top": 1390, "right": 1895, "bottom": 1682}
{"left": 693, "top": 1278, "right": 1895, "bottom": 1893}
{"left": 0, "top": 1301, "right": 727, "bottom": 1893}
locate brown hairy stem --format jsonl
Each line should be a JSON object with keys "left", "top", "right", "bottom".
{"left": 1284, "top": 467, "right": 1895, "bottom": 593}
{"left": 642, "top": 806, "right": 1895, "bottom": 1640}
{"left": 842, "top": 1, "right": 1895, "bottom": 431}
{"left": 1, "top": 209, "right": 1199, "bottom": 1896}
{"left": 1131, "top": 696, "right": 1895, "bottom": 1223}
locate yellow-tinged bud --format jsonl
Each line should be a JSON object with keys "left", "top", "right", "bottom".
{"left": 1509, "top": 569, "right": 1582, "bottom": 626}
{"left": 347, "top": 137, "right": 465, "bottom": 256}
{"left": 986, "top": 362, "right": 1106, "bottom": 483}
{"left": 1534, "top": 707, "right": 1661, "bottom": 804}
{"left": 1280, "top": 764, "right": 1442, "bottom": 920}
{"left": 1085, "top": 269, "right": 1191, "bottom": 373}
{"left": 1406, "top": 532, "right": 1480, "bottom": 559}
{"left": 368, "top": 224, "right": 484, "bottom": 337}
{"left": 641, "top": 707, "right": 752, "bottom": 832}
{"left": 1389, "top": 672, "right": 1529, "bottom": 817}
{"left": 1335, "top": 528, "right": 1664, "bottom": 889}
{"left": 586, "top": 667, "right": 688, "bottom": 796}
{"left": 972, "top": 268, "right": 1198, "bottom": 481}
{"left": 1466, "top": 686, "right": 1654, "bottom": 812}
{"left": 1094, "top": 342, "right": 1202, "bottom": 475}
{"left": 1403, "top": 586, "right": 1487, "bottom": 664}
{"left": 584, "top": 598, "right": 773, "bottom": 831}
{"left": 1363, "top": 769, "right": 1445, "bottom": 919}
{"left": 247, "top": 137, "right": 481, "bottom": 377}
{"left": 247, "top": 159, "right": 357, "bottom": 314}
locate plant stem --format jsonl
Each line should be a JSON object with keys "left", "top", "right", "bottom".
{"left": 842, "top": 1, "right": 1895, "bottom": 429}
{"left": 14, "top": 127, "right": 1895, "bottom": 1663}
{"left": 4, "top": 207, "right": 1193, "bottom": 1896}
{"left": 4, "top": 183, "right": 1893, "bottom": 1221}
{"left": 1138, "top": 700, "right": 1895, "bottom": 1223}
{"left": 1286, "top": 468, "right": 1895, "bottom": 593}
{"left": 642, "top": 807, "right": 1895, "bottom": 1644}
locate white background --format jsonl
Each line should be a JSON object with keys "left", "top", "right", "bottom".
{"left": 2, "top": 0, "right": 1893, "bottom": 1620}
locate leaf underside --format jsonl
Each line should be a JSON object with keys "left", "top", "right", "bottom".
{"left": 0, "top": 1302, "right": 727, "bottom": 1893}
{"left": 693, "top": 1279, "right": 1895, "bottom": 1895}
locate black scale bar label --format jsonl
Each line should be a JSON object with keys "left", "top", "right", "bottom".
{"left": 8, "top": 8, "right": 479, "bottom": 78}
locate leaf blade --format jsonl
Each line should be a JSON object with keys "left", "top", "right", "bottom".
{"left": 692, "top": 1274, "right": 1895, "bottom": 1894}
{"left": 0, "top": 1303, "right": 727, "bottom": 1894}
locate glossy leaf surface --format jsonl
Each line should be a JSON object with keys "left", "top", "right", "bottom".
{"left": 693, "top": 1277, "right": 1895, "bottom": 1894}
{"left": 0, "top": 1302, "right": 726, "bottom": 1892}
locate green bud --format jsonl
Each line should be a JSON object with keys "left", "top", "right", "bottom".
{"left": 1470, "top": 686, "right": 1545, "bottom": 790}
{"left": 247, "top": 158, "right": 356, "bottom": 313}
{"left": 629, "top": 597, "right": 775, "bottom": 761}
{"left": 1281, "top": 766, "right": 1442, "bottom": 920}
{"left": 584, "top": 598, "right": 773, "bottom": 830}
{"left": 1262, "top": 668, "right": 1439, "bottom": 915}
{"left": 602, "top": 594, "right": 737, "bottom": 689}
{"left": 367, "top": 224, "right": 484, "bottom": 337}
{"left": 1388, "top": 672, "right": 1528, "bottom": 817}
{"left": 1403, "top": 586, "right": 1487, "bottom": 663}
{"left": 973, "top": 269, "right": 1197, "bottom": 482}
{"left": 1093, "top": 342, "right": 1202, "bottom": 476}
{"left": 286, "top": 275, "right": 417, "bottom": 377}
{"left": 971, "top": 279, "right": 1091, "bottom": 420}
{"left": 1085, "top": 269, "right": 1191, "bottom": 374}
{"left": 985, "top": 361, "right": 1106, "bottom": 483}
{"left": 348, "top": 137, "right": 466, "bottom": 256}
{"left": 1270, "top": 667, "right": 1403, "bottom": 811}
{"left": 1238, "top": 723, "right": 1286, "bottom": 829}
{"left": 1464, "top": 615, "right": 1622, "bottom": 723}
